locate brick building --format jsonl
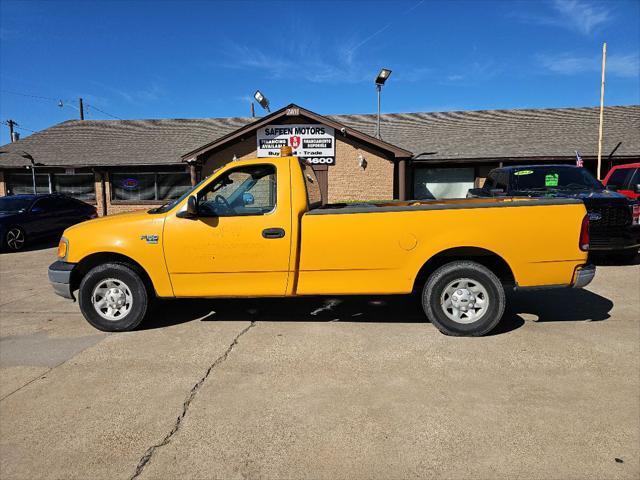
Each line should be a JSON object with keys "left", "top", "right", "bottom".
{"left": 1, "top": 104, "right": 638, "bottom": 215}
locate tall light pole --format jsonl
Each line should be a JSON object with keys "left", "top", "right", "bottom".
{"left": 597, "top": 42, "right": 607, "bottom": 179}
{"left": 375, "top": 68, "right": 392, "bottom": 139}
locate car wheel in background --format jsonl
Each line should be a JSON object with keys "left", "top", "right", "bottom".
{"left": 78, "top": 263, "right": 149, "bottom": 332}
{"left": 3, "top": 226, "right": 26, "bottom": 251}
{"left": 422, "top": 260, "right": 505, "bottom": 337}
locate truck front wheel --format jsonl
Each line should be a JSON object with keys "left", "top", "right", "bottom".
{"left": 422, "top": 261, "right": 505, "bottom": 336}
{"left": 78, "top": 263, "right": 149, "bottom": 332}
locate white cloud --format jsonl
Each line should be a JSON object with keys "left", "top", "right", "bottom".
{"left": 551, "top": 0, "right": 611, "bottom": 35}
{"left": 536, "top": 52, "right": 640, "bottom": 77}
{"left": 219, "top": 40, "right": 370, "bottom": 84}
{"left": 513, "top": 0, "right": 612, "bottom": 35}
{"left": 607, "top": 53, "right": 640, "bottom": 78}
{"left": 92, "top": 81, "right": 165, "bottom": 105}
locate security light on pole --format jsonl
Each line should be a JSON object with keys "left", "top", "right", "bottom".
{"left": 375, "top": 68, "right": 392, "bottom": 139}
{"left": 254, "top": 90, "right": 271, "bottom": 113}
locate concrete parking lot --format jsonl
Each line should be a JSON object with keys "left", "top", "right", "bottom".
{"left": 0, "top": 246, "right": 638, "bottom": 480}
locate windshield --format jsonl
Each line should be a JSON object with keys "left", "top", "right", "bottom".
{"left": 513, "top": 167, "right": 604, "bottom": 191}
{"left": 148, "top": 176, "right": 208, "bottom": 214}
{"left": 0, "top": 196, "right": 33, "bottom": 213}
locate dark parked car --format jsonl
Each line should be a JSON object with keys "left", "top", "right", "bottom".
{"left": 0, "top": 194, "right": 97, "bottom": 252}
{"left": 467, "top": 165, "right": 640, "bottom": 260}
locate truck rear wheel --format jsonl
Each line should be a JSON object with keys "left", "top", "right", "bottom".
{"left": 422, "top": 261, "right": 505, "bottom": 336}
{"left": 78, "top": 263, "right": 149, "bottom": 332}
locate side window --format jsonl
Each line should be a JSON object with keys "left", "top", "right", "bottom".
{"left": 483, "top": 173, "right": 497, "bottom": 190}
{"left": 495, "top": 173, "right": 509, "bottom": 191}
{"left": 628, "top": 168, "right": 639, "bottom": 189}
{"left": 607, "top": 169, "right": 631, "bottom": 188}
{"left": 32, "top": 197, "right": 57, "bottom": 213}
{"left": 197, "top": 165, "right": 276, "bottom": 217}
{"left": 57, "top": 197, "right": 79, "bottom": 210}
{"left": 300, "top": 162, "right": 322, "bottom": 209}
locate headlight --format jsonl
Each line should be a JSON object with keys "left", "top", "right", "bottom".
{"left": 57, "top": 237, "right": 68, "bottom": 260}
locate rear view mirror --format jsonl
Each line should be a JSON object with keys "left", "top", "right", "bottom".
{"left": 177, "top": 195, "right": 198, "bottom": 219}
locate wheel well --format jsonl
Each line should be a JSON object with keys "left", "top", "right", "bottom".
{"left": 71, "top": 252, "right": 155, "bottom": 295}
{"left": 412, "top": 247, "right": 515, "bottom": 293}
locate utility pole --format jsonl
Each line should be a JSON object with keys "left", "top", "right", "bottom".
{"left": 597, "top": 42, "right": 607, "bottom": 179}
{"left": 79, "top": 97, "right": 85, "bottom": 120}
{"left": 6, "top": 119, "right": 17, "bottom": 142}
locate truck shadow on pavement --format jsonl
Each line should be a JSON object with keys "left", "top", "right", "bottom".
{"left": 143, "top": 288, "right": 613, "bottom": 336}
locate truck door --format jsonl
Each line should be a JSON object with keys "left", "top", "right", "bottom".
{"left": 163, "top": 163, "right": 292, "bottom": 297}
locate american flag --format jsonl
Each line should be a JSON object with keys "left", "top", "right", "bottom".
{"left": 575, "top": 150, "right": 583, "bottom": 167}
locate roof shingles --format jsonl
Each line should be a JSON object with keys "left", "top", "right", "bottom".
{"left": 1, "top": 105, "right": 638, "bottom": 167}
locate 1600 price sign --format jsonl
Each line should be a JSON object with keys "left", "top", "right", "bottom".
{"left": 301, "top": 157, "right": 335, "bottom": 165}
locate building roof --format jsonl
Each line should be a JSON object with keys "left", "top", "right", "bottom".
{"left": 0, "top": 117, "right": 253, "bottom": 167}
{"left": 330, "top": 105, "right": 640, "bottom": 162}
{"left": 181, "top": 104, "right": 413, "bottom": 161}
{"left": 1, "top": 105, "right": 638, "bottom": 168}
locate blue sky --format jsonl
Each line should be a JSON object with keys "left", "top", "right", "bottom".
{"left": 1, "top": 0, "right": 638, "bottom": 145}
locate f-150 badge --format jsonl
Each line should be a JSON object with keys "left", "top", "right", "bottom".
{"left": 140, "top": 234, "right": 159, "bottom": 244}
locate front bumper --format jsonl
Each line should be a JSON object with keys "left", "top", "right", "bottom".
{"left": 572, "top": 264, "right": 596, "bottom": 288}
{"left": 48, "top": 261, "right": 76, "bottom": 300}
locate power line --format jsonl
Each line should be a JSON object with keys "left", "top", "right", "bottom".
{"left": 86, "top": 104, "right": 122, "bottom": 120}
{"left": 1, "top": 89, "right": 58, "bottom": 102}
{"left": 1, "top": 89, "right": 124, "bottom": 120}
{"left": 1, "top": 120, "right": 36, "bottom": 133}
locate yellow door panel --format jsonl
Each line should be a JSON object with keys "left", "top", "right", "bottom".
{"left": 163, "top": 162, "right": 292, "bottom": 297}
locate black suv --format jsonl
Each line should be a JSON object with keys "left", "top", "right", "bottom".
{"left": 467, "top": 165, "right": 640, "bottom": 260}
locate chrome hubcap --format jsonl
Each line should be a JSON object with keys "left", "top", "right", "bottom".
{"left": 6, "top": 228, "right": 25, "bottom": 250}
{"left": 440, "top": 278, "right": 489, "bottom": 324}
{"left": 91, "top": 279, "right": 133, "bottom": 321}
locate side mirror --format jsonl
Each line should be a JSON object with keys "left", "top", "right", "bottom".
{"left": 606, "top": 185, "right": 618, "bottom": 192}
{"left": 177, "top": 195, "right": 198, "bottom": 219}
{"left": 242, "top": 192, "right": 255, "bottom": 205}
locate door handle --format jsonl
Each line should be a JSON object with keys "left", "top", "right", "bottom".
{"left": 262, "top": 228, "right": 285, "bottom": 239}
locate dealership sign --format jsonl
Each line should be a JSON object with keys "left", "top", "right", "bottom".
{"left": 257, "top": 124, "right": 335, "bottom": 163}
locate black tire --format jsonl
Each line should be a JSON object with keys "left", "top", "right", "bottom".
{"left": 3, "top": 226, "right": 26, "bottom": 251}
{"left": 422, "top": 261, "right": 505, "bottom": 337}
{"left": 78, "top": 263, "right": 149, "bottom": 332}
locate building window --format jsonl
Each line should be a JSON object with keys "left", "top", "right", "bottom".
{"left": 414, "top": 167, "right": 475, "bottom": 199}
{"left": 53, "top": 174, "right": 95, "bottom": 202}
{"left": 7, "top": 173, "right": 50, "bottom": 195}
{"left": 111, "top": 171, "right": 191, "bottom": 202}
{"left": 7, "top": 172, "right": 96, "bottom": 202}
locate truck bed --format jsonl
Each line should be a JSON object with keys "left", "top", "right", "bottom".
{"left": 308, "top": 197, "right": 581, "bottom": 215}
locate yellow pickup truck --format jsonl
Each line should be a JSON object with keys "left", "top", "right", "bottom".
{"left": 49, "top": 153, "right": 595, "bottom": 336}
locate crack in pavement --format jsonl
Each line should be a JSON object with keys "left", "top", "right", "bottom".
{"left": 129, "top": 321, "right": 256, "bottom": 480}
